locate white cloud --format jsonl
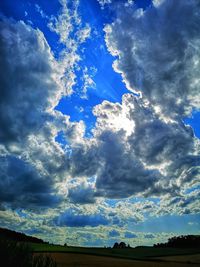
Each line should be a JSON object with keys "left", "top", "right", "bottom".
{"left": 48, "top": 0, "right": 91, "bottom": 96}
{"left": 97, "top": 0, "right": 112, "bottom": 9}
{"left": 152, "top": 0, "right": 165, "bottom": 7}
{"left": 66, "top": 0, "right": 200, "bottom": 204}
{"left": 104, "top": 0, "right": 200, "bottom": 120}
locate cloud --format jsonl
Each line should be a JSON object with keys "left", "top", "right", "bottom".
{"left": 0, "top": 19, "right": 62, "bottom": 145}
{"left": 68, "top": 94, "right": 199, "bottom": 199}
{"left": 0, "top": 17, "right": 74, "bottom": 209}
{"left": 68, "top": 182, "right": 96, "bottom": 204}
{"left": 0, "top": 156, "right": 61, "bottom": 208}
{"left": 95, "top": 129, "right": 161, "bottom": 198}
{"left": 53, "top": 209, "right": 109, "bottom": 227}
{"left": 48, "top": 0, "right": 91, "bottom": 95}
{"left": 97, "top": 0, "right": 112, "bottom": 9}
{"left": 152, "top": 0, "right": 165, "bottom": 7}
{"left": 0, "top": 0, "right": 91, "bottom": 209}
{"left": 108, "top": 229, "right": 120, "bottom": 237}
{"left": 144, "top": 234, "right": 155, "bottom": 239}
{"left": 155, "top": 189, "right": 200, "bottom": 216}
{"left": 105, "top": 0, "right": 200, "bottom": 119}
{"left": 124, "top": 232, "right": 137, "bottom": 238}
{"left": 66, "top": 0, "right": 200, "bottom": 204}
{"left": 100, "top": 1, "right": 200, "bottom": 197}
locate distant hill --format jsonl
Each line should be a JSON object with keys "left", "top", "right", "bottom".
{"left": 0, "top": 227, "right": 46, "bottom": 244}
{"left": 154, "top": 235, "right": 200, "bottom": 248}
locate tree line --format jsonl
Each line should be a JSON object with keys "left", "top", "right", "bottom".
{"left": 154, "top": 235, "right": 200, "bottom": 248}
{"left": 0, "top": 227, "right": 46, "bottom": 244}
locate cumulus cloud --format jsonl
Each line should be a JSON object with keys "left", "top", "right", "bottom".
{"left": 97, "top": 0, "right": 112, "bottom": 9}
{"left": 53, "top": 209, "right": 109, "bottom": 227}
{"left": 68, "top": 94, "right": 199, "bottom": 199}
{"left": 68, "top": 182, "right": 96, "bottom": 204}
{"left": 105, "top": 0, "right": 200, "bottom": 119}
{"left": 0, "top": 0, "right": 94, "bottom": 210}
{"left": 0, "top": 19, "right": 62, "bottom": 145}
{"left": 66, "top": 0, "right": 200, "bottom": 203}
{"left": 0, "top": 156, "right": 62, "bottom": 208}
{"left": 0, "top": 2, "right": 92, "bottom": 208}
{"left": 100, "top": 0, "right": 200, "bottom": 199}
{"left": 0, "top": 17, "right": 70, "bottom": 208}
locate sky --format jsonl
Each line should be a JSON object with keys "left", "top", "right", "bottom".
{"left": 0, "top": 0, "right": 200, "bottom": 247}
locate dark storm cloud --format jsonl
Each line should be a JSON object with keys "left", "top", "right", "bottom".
{"left": 53, "top": 209, "right": 109, "bottom": 227}
{"left": 0, "top": 156, "right": 61, "bottom": 208}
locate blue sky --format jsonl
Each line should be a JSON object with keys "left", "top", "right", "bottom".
{"left": 0, "top": 0, "right": 200, "bottom": 247}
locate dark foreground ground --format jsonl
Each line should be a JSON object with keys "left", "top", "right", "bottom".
{"left": 33, "top": 243, "right": 200, "bottom": 267}
{"left": 38, "top": 252, "right": 200, "bottom": 267}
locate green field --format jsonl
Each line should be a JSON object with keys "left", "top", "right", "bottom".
{"left": 32, "top": 242, "right": 200, "bottom": 261}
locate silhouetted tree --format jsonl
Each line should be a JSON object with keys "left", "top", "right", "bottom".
{"left": 113, "top": 242, "right": 130, "bottom": 249}
{"left": 119, "top": 242, "right": 126, "bottom": 248}
{"left": 113, "top": 242, "right": 119, "bottom": 248}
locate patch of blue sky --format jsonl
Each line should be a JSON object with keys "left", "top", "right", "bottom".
{"left": 55, "top": 130, "right": 69, "bottom": 150}
{"left": 55, "top": 94, "right": 98, "bottom": 138}
{"left": 134, "top": 0, "right": 152, "bottom": 9}
{"left": 127, "top": 214, "right": 200, "bottom": 234}
{"left": 184, "top": 185, "right": 200, "bottom": 194}
{"left": 79, "top": 0, "right": 129, "bottom": 102}
{"left": 16, "top": 209, "right": 29, "bottom": 219}
{"left": 184, "top": 110, "right": 200, "bottom": 139}
{"left": 55, "top": 0, "right": 130, "bottom": 137}
{"left": 0, "top": 0, "right": 64, "bottom": 58}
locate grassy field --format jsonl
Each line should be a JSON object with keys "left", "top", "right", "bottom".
{"left": 156, "top": 253, "right": 200, "bottom": 264}
{"left": 46, "top": 252, "right": 200, "bottom": 267}
{"left": 32, "top": 242, "right": 200, "bottom": 261}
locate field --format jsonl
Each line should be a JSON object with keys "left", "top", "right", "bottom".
{"left": 32, "top": 243, "right": 200, "bottom": 266}
{"left": 45, "top": 252, "right": 200, "bottom": 267}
